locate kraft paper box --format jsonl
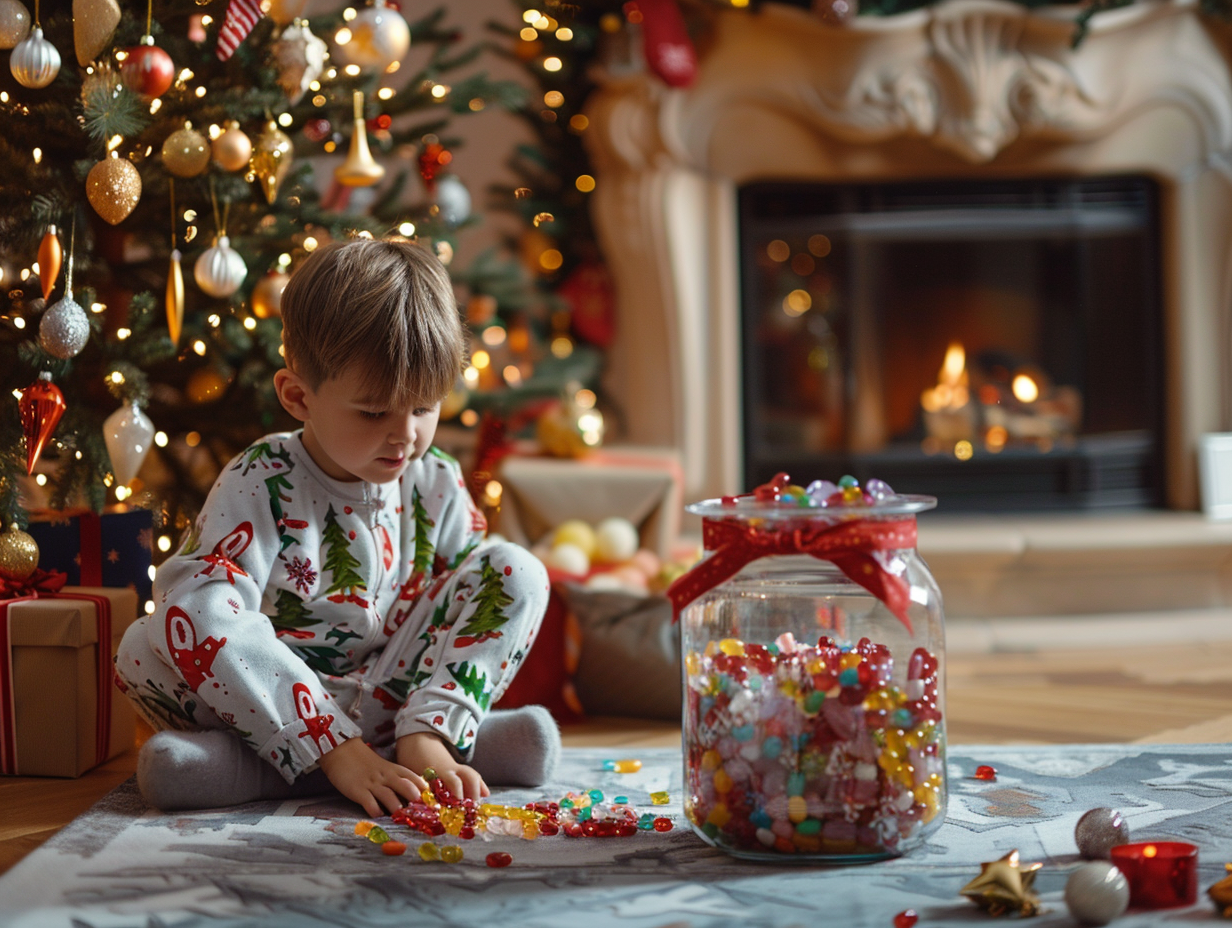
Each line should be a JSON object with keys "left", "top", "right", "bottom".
{"left": 1, "top": 587, "right": 138, "bottom": 778}
{"left": 496, "top": 447, "right": 683, "bottom": 557}
{"left": 26, "top": 507, "right": 154, "bottom": 605}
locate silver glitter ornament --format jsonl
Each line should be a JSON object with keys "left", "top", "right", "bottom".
{"left": 1075, "top": 807, "right": 1130, "bottom": 860}
{"left": 39, "top": 292, "right": 89, "bottom": 358}
{"left": 1064, "top": 861, "right": 1129, "bottom": 926}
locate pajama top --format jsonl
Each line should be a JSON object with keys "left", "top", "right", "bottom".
{"left": 148, "top": 431, "right": 493, "bottom": 780}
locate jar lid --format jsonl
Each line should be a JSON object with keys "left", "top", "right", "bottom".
{"left": 686, "top": 474, "right": 937, "bottom": 520}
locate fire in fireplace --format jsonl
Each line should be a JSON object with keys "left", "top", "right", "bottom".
{"left": 739, "top": 176, "right": 1164, "bottom": 511}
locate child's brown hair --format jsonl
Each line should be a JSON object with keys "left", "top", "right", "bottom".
{"left": 279, "top": 239, "right": 466, "bottom": 406}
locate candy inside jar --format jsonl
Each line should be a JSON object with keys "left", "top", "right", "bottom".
{"left": 669, "top": 474, "right": 946, "bottom": 862}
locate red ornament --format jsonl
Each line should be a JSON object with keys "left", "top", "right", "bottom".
{"left": 556, "top": 260, "right": 616, "bottom": 349}
{"left": 18, "top": 373, "right": 66, "bottom": 475}
{"left": 121, "top": 42, "right": 175, "bottom": 98}
{"left": 303, "top": 118, "right": 331, "bottom": 143}
{"left": 974, "top": 764, "right": 997, "bottom": 781}
{"left": 417, "top": 141, "right": 452, "bottom": 193}
{"left": 893, "top": 910, "right": 919, "bottom": 928}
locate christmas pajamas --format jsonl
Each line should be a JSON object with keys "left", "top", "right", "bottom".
{"left": 114, "top": 432, "right": 549, "bottom": 783}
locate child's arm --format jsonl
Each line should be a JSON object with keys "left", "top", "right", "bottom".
{"left": 317, "top": 738, "right": 429, "bottom": 817}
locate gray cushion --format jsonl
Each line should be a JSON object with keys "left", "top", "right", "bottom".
{"left": 558, "top": 584, "right": 682, "bottom": 721}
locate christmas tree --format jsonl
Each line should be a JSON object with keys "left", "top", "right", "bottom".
{"left": 454, "top": 552, "right": 511, "bottom": 643}
{"left": 320, "top": 502, "right": 366, "bottom": 605}
{"left": 0, "top": 0, "right": 554, "bottom": 544}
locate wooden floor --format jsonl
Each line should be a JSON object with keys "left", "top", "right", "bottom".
{"left": 3, "top": 638, "right": 1232, "bottom": 876}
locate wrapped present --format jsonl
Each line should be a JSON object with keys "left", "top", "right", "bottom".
{"left": 26, "top": 507, "right": 153, "bottom": 606}
{"left": 0, "top": 573, "right": 139, "bottom": 777}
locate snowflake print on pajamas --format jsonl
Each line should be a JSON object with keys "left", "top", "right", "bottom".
{"left": 286, "top": 556, "right": 317, "bottom": 595}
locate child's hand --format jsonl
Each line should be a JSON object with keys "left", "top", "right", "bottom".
{"left": 396, "top": 731, "right": 490, "bottom": 802}
{"left": 316, "top": 737, "right": 428, "bottom": 817}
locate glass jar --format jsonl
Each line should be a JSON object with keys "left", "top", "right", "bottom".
{"left": 667, "top": 474, "right": 945, "bottom": 862}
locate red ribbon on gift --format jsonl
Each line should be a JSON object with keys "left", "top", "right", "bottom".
{"left": 0, "top": 569, "right": 114, "bottom": 775}
{"left": 666, "top": 516, "right": 918, "bottom": 632}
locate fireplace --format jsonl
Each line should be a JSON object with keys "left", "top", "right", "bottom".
{"left": 739, "top": 175, "right": 1165, "bottom": 510}
{"left": 585, "top": 0, "right": 1232, "bottom": 512}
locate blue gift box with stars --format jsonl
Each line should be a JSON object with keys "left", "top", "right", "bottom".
{"left": 26, "top": 508, "right": 154, "bottom": 606}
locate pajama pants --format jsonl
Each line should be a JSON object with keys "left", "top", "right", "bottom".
{"left": 115, "top": 540, "right": 548, "bottom": 772}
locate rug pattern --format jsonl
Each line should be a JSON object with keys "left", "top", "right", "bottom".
{"left": 3, "top": 744, "right": 1232, "bottom": 927}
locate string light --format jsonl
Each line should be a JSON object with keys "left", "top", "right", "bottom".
{"left": 460, "top": 409, "right": 478, "bottom": 427}
{"left": 116, "top": 328, "right": 131, "bottom": 340}
{"left": 32, "top": 148, "right": 41, "bottom": 163}
{"left": 157, "top": 535, "right": 172, "bottom": 552}
{"left": 522, "top": 9, "right": 540, "bottom": 23}
{"left": 154, "top": 431, "right": 168, "bottom": 447}
{"left": 556, "top": 27, "right": 574, "bottom": 40}
{"left": 192, "top": 339, "right": 206, "bottom": 355}
{"left": 543, "top": 56, "right": 562, "bottom": 72}
{"left": 520, "top": 27, "right": 538, "bottom": 40}
{"left": 12, "top": 317, "right": 25, "bottom": 330}
{"left": 336, "top": 27, "right": 353, "bottom": 44}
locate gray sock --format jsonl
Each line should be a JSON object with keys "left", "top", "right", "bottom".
{"left": 137, "top": 729, "right": 330, "bottom": 811}
{"left": 468, "top": 705, "right": 562, "bottom": 787}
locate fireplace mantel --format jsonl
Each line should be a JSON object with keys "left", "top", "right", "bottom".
{"left": 586, "top": 0, "right": 1232, "bottom": 508}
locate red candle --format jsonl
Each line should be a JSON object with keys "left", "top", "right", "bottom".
{"left": 1109, "top": 841, "right": 1198, "bottom": 909}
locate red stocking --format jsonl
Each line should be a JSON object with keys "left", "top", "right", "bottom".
{"left": 627, "top": 0, "right": 697, "bottom": 88}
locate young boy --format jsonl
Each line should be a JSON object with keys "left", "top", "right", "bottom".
{"left": 115, "top": 239, "right": 557, "bottom": 816}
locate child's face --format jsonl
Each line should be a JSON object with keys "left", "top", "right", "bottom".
{"left": 285, "top": 364, "right": 442, "bottom": 484}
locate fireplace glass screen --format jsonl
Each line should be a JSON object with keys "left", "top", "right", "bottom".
{"left": 739, "top": 177, "right": 1163, "bottom": 511}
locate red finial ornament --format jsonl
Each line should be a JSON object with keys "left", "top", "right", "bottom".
{"left": 18, "top": 372, "right": 66, "bottom": 475}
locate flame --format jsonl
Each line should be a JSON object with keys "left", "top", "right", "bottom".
{"left": 921, "top": 342, "right": 970, "bottom": 412}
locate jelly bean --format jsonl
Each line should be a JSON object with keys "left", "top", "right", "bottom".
{"left": 421, "top": 767, "right": 436, "bottom": 780}
{"left": 418, "top": 842, "right": 440, "bottom": 861}
{"left": 795, "top": 818, "right": 821, "bottom": 836}
{"left": 865, "top": 478, "right": 895, "bottom": 501}
{"left": 441, "top": 845, "right": 463, "bottom": 863}
{"left": 803, "top": 691, "right": 825, "bottom": 714}
{"left": 761, "top": 736, "right": 783, "bottom": 759}
{"left": 354, "top": 821, "right": 375, "bottom": 836}
{"left": 617, "top": 822, "right": 638, "bottom": 837}
{"left": 731, "top": 724, "right": 755, "bottom": 742}
{"left": 894, "top": 910, "right": 918, "bottom": 928}
{"left": 367, "top": 825, "right": 391, "bottom": 844}
{"left": 974, "top": 764, "right": 996, "bottom": 781}
{"left": 713, "top": 768, "right": 733, "bottom": 793}
{"left": 613, "top": 795, "right": 629, "bottom": 804}
{"left": 486, "top": 852, "right": 513, "bottom": 868}
{"left": 787, "top": 796, "right": 808, "bottom": 823}
{"left": 588, "top": 788, "right": 604, "bottom": 802}
{"left": 787, "top": 772, "right": 806, "bottom": 796}
{"left": 381, "top": 840, "right": 407, "bottom": 856}
{"left": 650, "top": 791, "right": 670, "bottom": 805}
{"left": 837, "top": 474, "right": 859, "bottom": 489}
{"left": 719, "top": 638, "right": 745, "bottom": 657}
{"left": 653, "top": 817, "right": 674, "bottom": 832}
{"left": 638, "top": 813, "right": 655, "bottom": 830}
{"left": 615, "top": 759, "right": 642, "bottom": 773}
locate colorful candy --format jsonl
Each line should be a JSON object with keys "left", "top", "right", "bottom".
{"left": 486, "top": 852, "right": 513, "bottom": 868}
{"left": 724, "top": 473, "right": 899, "bottom": 509}
{"left": 684, "top": 635, "right": 944, "bottom": 858}
{"left": 974, "top": 765, "right": 997, "bottom": 781}
{"left": 440, "top": 845, "right": 463, "bottom": 863}
{"left": 602, "top": 759, "right": 643, "bottom": 773}
{"left": 381, "top": 841, "right": 406, "bottom": 856}
{"left": 893, "top": 910, "right": 919, "bottom": 928}
{"left": 650, "top": 791, "right": 670, "bottom": 805}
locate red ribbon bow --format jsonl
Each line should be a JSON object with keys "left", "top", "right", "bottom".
{"left": 666, "top": 516, "right": 918, "bottom": 632}
{"left": 0, "top": 567, "right": 68, "bottom": 600}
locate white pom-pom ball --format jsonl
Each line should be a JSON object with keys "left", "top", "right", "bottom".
{"left": 1064, "top": 861, "right": 1129, "bottom": 926}
{"left": 544, "top": 542, "right": 590, "bottom": 576}
{"left": 594, "top": 517, "right": 639, "bottom": 564}
{"left": 584, "top": 572, "right": 625, "bottom": 592}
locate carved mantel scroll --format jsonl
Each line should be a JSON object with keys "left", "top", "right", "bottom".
{"left": 586, "top": 0, "right": 1232, "bottom": 507}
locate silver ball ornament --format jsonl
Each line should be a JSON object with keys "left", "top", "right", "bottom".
{"left": 341, "top": 0, "right": 410, "bottom": 71}
{"left": 10, "top": 25, "right": 60, "bottom": 88}
{"left": 194, "top": 235, "right": 248, "bottom": 298}
{"left": 1076, "top": 808, "right": 1130, "bottom": 860}
{"left": 1064, "top": 861, "right": 1129, "bottom": 926}
{"left": 435, "top": 175, "right": 471, "bottom": 227}
{"left": 39, "top": 293, "right": 90, "bottom": 358}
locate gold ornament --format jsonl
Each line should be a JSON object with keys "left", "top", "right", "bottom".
{"left": 0, "top": 0, "right": 31, "bottom": 49}
{"left": 86, "top": 152, "right": 141, "bottom": 225}
{"left": 1210, "top": 863, "right": 1232, "bottom": 918}
{"left": 72, "top": 0, "right": 120, "bottom": 65}
{"left": 186, "top": 367, "right": 229, "bottom": 403}
{"left": 536, "top": 387, "right": 605, "bottom": 458}
{"left": 439, "top": 383, "right": 469, "bottom": 421}
{"left": 211, "top": 120, "right": 252, "bottom": 172}
{"left": 335, "top": 90, "right": 385, "bottom": 187}
{"left": 266, "top": 0, "right": 308, "bottom": 25}
{"left": 166, "top": 248, "right": 184, "bottom": 344}
{"left": 10, "top": 25, "right": 60, "bottom": 88}
{"left": 960, "top": 849, "right": 1042, "bottom": 917}
{"left": 250, "top": 119, "right": 293, "bottom": 204}
{"left": 162, "top": 122, "right": 211, "bottom": 178}
{"left": 250, "top": 270, "right": 288, "bottom": 319}
{"left": 37, "top": 223, "right": 61, "bottom": 300}
{"left": 0, "top": 524, "right": 39, "bottom": 582}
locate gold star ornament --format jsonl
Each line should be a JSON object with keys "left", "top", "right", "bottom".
{"left": 1209, "top": 863, "right": 1232, "bottom": 918}
{"left": 961, "top": 849, "right": 1043, "bottom": 917}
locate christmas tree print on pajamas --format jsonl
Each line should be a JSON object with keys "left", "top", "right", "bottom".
{"left": 115, "top": 432, "right": 549, "bottom": 782}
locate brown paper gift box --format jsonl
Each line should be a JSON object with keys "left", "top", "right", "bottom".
{"left": 3, "top": 587, "right": 138, "bottom": 777}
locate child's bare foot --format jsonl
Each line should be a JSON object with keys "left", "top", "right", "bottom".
{"left": 396, "top": 731, "right": 489, "bottom": 802}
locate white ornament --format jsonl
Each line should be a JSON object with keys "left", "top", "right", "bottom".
{"left": 194, "top": 235, "right": 248, "bottom": 297}
{"left": 341, "top": 0, "right": 409, "bottom": 71}
{"left": 594, "top": 517, "right": 639, "bottom": 564}
{"left": 1064, "top": 861, "right": 1130, "bottom": 927}
{"left": 544, "top": 542, "right": 590, "bottom": 576}
{"left": 103, "top": 402, "right": 154, "bottom": 485}
{"left": 434, "top": 175, "right": 471, "bottom": 226}
{"left": 272, "top": 19, "right": 326, "bottom": 104}
{"left": 39, "top": 292, "right": 89, "bottom": 358}
{"left": 10, "top": 25, "right": 60, "bottom": 88}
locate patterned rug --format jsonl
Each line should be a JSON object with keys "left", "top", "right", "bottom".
{"left": 2, "top": 744, "right": 1232, "bottom": 928}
